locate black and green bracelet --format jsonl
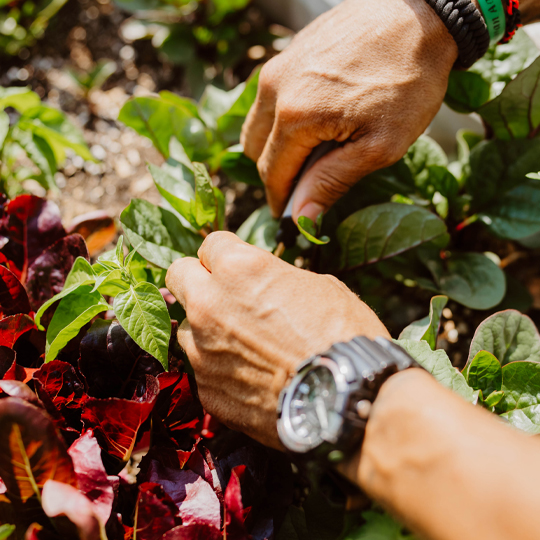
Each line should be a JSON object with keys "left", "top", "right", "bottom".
{"left": 424, "top": 0, "right": 491, "bottom": 69}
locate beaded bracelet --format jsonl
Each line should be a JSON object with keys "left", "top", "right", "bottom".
{"left": 501, "top": 0, "right": 522, "bottom": 43}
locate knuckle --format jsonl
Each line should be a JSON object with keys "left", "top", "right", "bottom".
{"left": 216, "top": 244, "right": 268, "bottom": 274}
{"left": 259, "top": 57, "right": 280, "bottom": 91}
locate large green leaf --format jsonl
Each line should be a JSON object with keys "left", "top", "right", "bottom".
{"left": 113, "top": 282, "right": 171, "bottom": 369}
{"left": 118, "top": 94, "right": 209, "bottom": 159}
{"left": 479, "top": 56, "right": 540, "bottom": 140}
{"left": 467, "top": 310, "right": 540, "bottom": 366}
{"left": 502, "top": 404, "right": 540, "bottom": 434}
{"left": 217, "top": 145, "right": 263, "bottom": 186}
{"left": 0, "top": 87, "right": 41, "bottom": 113}
{"left": 46, "top": 286, "right": 110, "bottom": 362}
{"left": 191, "top": 163, "right": 217, "bottom": 228}
{"left": 120, "top": 199, "right": 202, "bottom": 269}
{"left": 0, "top": 111, "right": 9, "bottom": 148}
{"left": 0, "top": 525, "right": 15, "bottom": 540}
{"left": 34, "top": 257, "right": 96, "bottom": 330}
{"left": 199, "top": 84, "right": 245, "bottom": 129}
{"left": 497, "top": 361, "right": 540, "bottom": 413}
{"left": 445, "top": 71, "right": 491, "bottom": 113}
{"left": 466, "top": 350, "right": 503, "bottom": 397}
{"left": 344, "top": 511, "right": 416, "bottom": 540}
{"left": 237, "top": 206, "right": 279, "bottom": 252}
{"left": 479, "top": 180, "right": 540, "bottom": 240}
{"left": 337, "top": 203, "right": 447, "bottom": 269}
{"left": 404, "top": 135, "right": 447, "bottom": 191}
{"left": 467, "top": 139, "right": 540, "bottom": 207}
{"left": 396, "top": 339, "right": 476, "bottom": 402}
{"left": 398, "top": 295, "right": 448, "bottom": 350}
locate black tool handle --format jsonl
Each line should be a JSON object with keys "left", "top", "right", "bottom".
{"left": 276, "top": 140, "right": 339, "bottom": 249}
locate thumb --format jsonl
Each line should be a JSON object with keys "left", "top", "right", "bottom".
{"left": 291, "top": 138, "right": 386, "bottom": 222}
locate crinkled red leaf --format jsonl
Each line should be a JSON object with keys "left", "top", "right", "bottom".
{"left": 134, "top": 482, "right": 179, "bottom": 540}
{"left": 68, "top": 430, "right": 115, "bottom": 527}
{"left": 42, "top": 479, "right": 101, "bottom": 540}
{"left": 67, "top": 211, "right": 116, "bottom": 258}
{"left": 81, "top": 376, "right": 159, "bottom": 461}
{"left": 79, "top": 320, "right": 163, "bottom": 400}
{"left": 26, "top": 234, "right": 89, "bottom": 311}
{"left": 0, "top": 195, "right": 65, "bottom": 282}
{"left": 33, "top": 360, "right": 87, "bottom": 411}
{"left": 0, "top": 314, "right": 35, "bottom": 348}
{"left": 0, "top": 347, "right": 16, "bottom": 378}
{"left": 3, "top": 358, "right": 26, "bottom": 382}
{"left": 162, "top": 524, "right": 222, "bottom": 540}
{"left": 224, "top": 465, "right": 248, "bottom": 539}
{"left": 142, "top": 459, "right": 221, "bottom": 529}
{"left": 0, "top": 265, "right": 31, "bottom": 316}
{"left": 0, "top": 398, "right": 77, "bottom": 505}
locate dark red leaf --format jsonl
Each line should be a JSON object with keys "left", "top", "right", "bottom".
{"left": 67, "top": 211, "right": 116, "bottom": 258}
{"left": 162, "top": 524, "right": 222, "bottom": 540}
{"left": 79, "top": 320, "right": 163, "bottom": 400}
{"left": 134, "top": 483, "right": 179, "bottom": 540}
{"left": 224, "top": 465, "right": 248, "bottom": 539}
{"left": 68, "top": 430, "right": 115, "bottom": 527}
{"left": 0, "top": 314, "right": 36, "bottom": 348}
{"left": 26, "top": 234, "right": 89, "bottom": 311}
{"left": 141, "top": 459, "right": 221, "bottom": 529}
{"left": 3, "top": 357, "right": 26, "bottom": 382}
{"left": 0, "top": 346, "right": 16, "bottom": 378}
{"left": 0, "top": 265, "right": 31, "bottom": 316}
{"left": 0, "top": 398, "right": 77, "bottom": 505}
{"left": 0, "top": 196, "right": 65, "bottom": 282}
{"left": 24, "top": 523, "right": 60, "bottom": 540}
{"left": 81, "top": 376, "right": 159, "bottom": 461}
{"left": 33, "top": 360, "right": 87, "bottom": 411}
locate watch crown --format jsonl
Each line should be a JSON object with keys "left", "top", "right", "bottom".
{"left": 356, "top": 399, "right": 371, "bottom": 419}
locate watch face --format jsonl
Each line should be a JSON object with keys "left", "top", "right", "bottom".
{"left": 286, "top": 364, "right": 341, "bottom": 450}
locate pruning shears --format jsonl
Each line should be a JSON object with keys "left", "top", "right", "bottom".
{"left": 275, "top": 140, "right": 340, "bottom": 251}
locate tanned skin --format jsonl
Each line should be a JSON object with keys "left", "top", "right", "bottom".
{"left": 167, "top": 2, "right": 540, "bottom": 539}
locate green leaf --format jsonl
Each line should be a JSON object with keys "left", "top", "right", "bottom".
{"left": 398, "top": 295, "right": 448, "bottom": 350}
{"left": 217, "top": 69, "right": 260, "bottom": 144}
{"left": 113, "top": 282, "right": 171, "bottom": 369}
{"left": 199, "top": 84, "right": 245, "bottom": 129}
{"left": 467, "top": 310, "right": 540, "bottom": 366}
{"left": 343, "top": 511, "right": 416, "bottom": 540}
{"left": 396, "top": 339, "right": 476, "bottom": 402}
{"left": 466, "top": 350, "right": 503, "bottom": 396}
{"left": 93, "top": 268, "right": 130, "bottom": 297}
{"left": 116, "top": 235, "right": 125, "bottom": 266}
{"left": 404, "top": 135, "right": 447, "bottom": 189}
{"left": 120, "top": 199, "right": 202, "bottom": 269}
{"left": 34, "top": 257, "right": 97, "bottom": 330}
{"left": 236, "top": 205, "right": 278, "bottom": 252}
{"left": 421, "top": 252, "right": 506, "bottom": 311}
{"left": 337, "top": 203, "right": 447, "bottom": 269}
{"left": 46, "top": 286, "right": 110, "bottom": 362}
{"left": 498, "top": 361, "right": 540, "bottom": 412}
{"left": 484, "top": 390, "right": 505, "bottom": 409}
{"left": 119, "top": 94, "right": 209, "bottom": 159}
{"left": 467, "top": 139, "right": 540, "bottom": 208}
{"left": 168, "top": 137, "right": 194, "bottom": 171}
{"left": 297, "top": 214, "right": 330, "bottom": 245}
{"left": 0, "top": 524, "right": 15, "bottom": 540}
{"left": 445, "top": 70, "right": 491, "bottom": 113}
{"left": 0, "top": 111, "right": 9, "bottom": 148}
{"left": 191, "top": 163, "right": 217, "bottom": 227}
{"left": 217, "top": 145, "right": 263, "bottom": 186}
{"left": 0, "top": 86, "right": 41, "bottom": 113}
{"left": 479, "top": 180, "right": 540, "bottom": 240}
{"left": 479, "top": 56, "right": 540, "bottom": 140}
{"left": 502, "top": 404, "right": 540, "bottom": 434}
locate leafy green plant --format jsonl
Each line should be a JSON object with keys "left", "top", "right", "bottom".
{"left": 0, "top": 86, "right": 94, "bottom": 196}
{"left": 0, "top": 0, "right": 68, "bottom": 56}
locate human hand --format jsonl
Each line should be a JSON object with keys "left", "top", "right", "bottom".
{"left": 165, "top": 232, "right": 390, "bottom": 449}
{"left": 240, "top": 0, "right": 458, "bottom": 222}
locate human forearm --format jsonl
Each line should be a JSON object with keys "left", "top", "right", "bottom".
{"left": 517, "top": 0, "right": 540, "bottom": 24}
{"left": 339, "top": 369, "right": 540, "bottom": 540}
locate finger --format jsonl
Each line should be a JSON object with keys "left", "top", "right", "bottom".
{"left": 165, "top": 257, "right": 212, "bottom": 310}
{"left": 240, "top": 67, "right": 278, "bottom": 163}
{"left": 292, "top": 136, "right": 394, "bottom": 222}
{"left": 258, "top": 119, "right": 320, "bottom": 218}
{"left": 197, "top": 231, "right": 247, "bottom": 273}
{"left": 177, "top": 318, "right": 197, "bottom": 357}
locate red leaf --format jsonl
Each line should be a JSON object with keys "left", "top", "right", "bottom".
{"left": 68, "top": 430, "right": 115, "bottom": 527}
{"left": 134, "top": 482, "right": 179, "bottom": 540}
{"left": 3, "top": 358, "right": 26, "bottom": 382}
{"left": 0, "top": 265, "right": 31, "bottom": 316}
{"left": 33, "top": 360, "right": 87, "bottom": 411}
{"left": 67, "top": 211, "right": 116, "bottom": 258}
{"left": 0, "top": 398, "right": 77, "bottom": 505}
{"left": 26, "top": 234, "right": 89, "bottom": 311}
{"left": 0, "top": 346, "right": 16, "bottom": 378}
{"left": 81, "top": 376, "right": 159, "bottom": 461}
{"left": 0, "top": 195, "right": 65, "bottom": 282}
{"left": 0, "top": 314, "right": 36, "bottom": 348}
{"left": 224, "top": 466, "right": 249, "bottom": 540}
{"left": 162, "top": 524, "right": 222, "bottom": 540}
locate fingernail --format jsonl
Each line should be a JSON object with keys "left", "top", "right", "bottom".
{"left": 296, "top": 202, "right": 325, "bottom": 223}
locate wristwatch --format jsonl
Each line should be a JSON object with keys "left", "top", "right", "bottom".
{"left": 277, "top": 336, "right": 420, "bottom": 463}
